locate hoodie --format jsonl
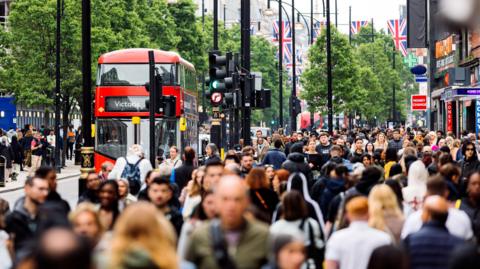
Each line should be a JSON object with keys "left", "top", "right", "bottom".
{"left": 318, "top": 178, "right": 346, "bottom": 217}
{"left": 282, "top": 152, "right": 313, "bottom": 184}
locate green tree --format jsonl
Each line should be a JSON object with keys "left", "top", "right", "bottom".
{"left": 168, "top": 0, "right": 207, "bottom": 71}
{"left": 301, "top": 26, "right": 361, "bottom": 116}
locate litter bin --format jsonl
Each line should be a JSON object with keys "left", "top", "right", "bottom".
{"left": 0, "top": 156, "right": 5, "bottom": 188}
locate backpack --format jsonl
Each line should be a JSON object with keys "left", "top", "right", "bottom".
{"left": 121, "top": 158, "right": 142, "bottom": 195}
{"left": 299, "top": 218, "right": 324, "bottom": 269}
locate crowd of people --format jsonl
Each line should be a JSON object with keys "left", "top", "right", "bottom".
{"left": 0, "top": 126, "right": 480, "bottom": 269}
{"left": 0, "top": 124, "right": 81, "bottom": 182}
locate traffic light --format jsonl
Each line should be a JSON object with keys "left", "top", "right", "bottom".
{"left": 208, "top": 51, "right": 235, "bottom": 107}
{"left": 145, "top": 72, "right": 176, "bottom": 116}
{"left": 254, "top": 88, "right": 271, "bottom": 109}
{"left": 291, "top": 96, "right": 301, "bottom": 114}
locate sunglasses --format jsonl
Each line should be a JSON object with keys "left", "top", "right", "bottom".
{"left": 466, "top": 148, "right": 475, "bottom": 151}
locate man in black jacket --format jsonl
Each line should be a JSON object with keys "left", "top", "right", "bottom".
{"left": 34, "top": 166, "right": 70, "bottom": 214}
{"left": 282, "top": 142, "right": 313, "bottom": 185}
{"left": 403, "top": 196, "right": 465, "bottom": 269}
{"left": 174, "top": 146, "right": 196, "bottom": 191}
{"left": 5, "top": 176, "right": 49, "bottom": 252}
{"left": 78, "top": 172, "right": 100, "bottom": 204}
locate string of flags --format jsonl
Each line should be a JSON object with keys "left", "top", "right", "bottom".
{"left": 270, "top": 18, "right": 411, "bottom": 81}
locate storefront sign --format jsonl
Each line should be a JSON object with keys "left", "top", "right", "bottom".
{"left": 411, "top": 95, "right": 428, "bottom": 111}
{"left": 456, "top": 88, "right": 480, "bottom": 96}
{"left": 435, "top": 36, "right": 454, "bottom": 59}
{"left": 446, "top": 101, "right": 453, "bottom": 132}
{"left": 435, "top": 36, "right": 455, "bottom": 72}
{"left": 476, "top": 100, "right": 480, "bottom": 136}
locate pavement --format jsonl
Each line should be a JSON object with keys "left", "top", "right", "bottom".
{"left": 0, "top": 159, "right": 81, "bottom": 194}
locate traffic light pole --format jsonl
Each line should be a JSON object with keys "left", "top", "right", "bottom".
{"left": 241, "top": 0, "right": 251, "bottom": 145}
{"left": 210, "top": 0, "right": 222, "bottom": 153}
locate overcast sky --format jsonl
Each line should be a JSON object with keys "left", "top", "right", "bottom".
{"left": 295, "top": 0, "right": 406, "bottom": 34}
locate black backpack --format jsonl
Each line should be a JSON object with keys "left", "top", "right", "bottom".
{"left": 299, "top": 218, "right": 324, "bottom": 269}
{"left": 120, "top": 158, "right": 142, "bottom": 195}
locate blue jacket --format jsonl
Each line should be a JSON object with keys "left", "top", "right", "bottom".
{"left": 404, "top": 221, "right": 465, "bottom": 269}
{"left": 262, "top": 148, "right": 287, "bottom": 170}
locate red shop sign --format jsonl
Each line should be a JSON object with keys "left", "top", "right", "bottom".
{"left": 446, "top": 102, "right": 453, "bottom": 132}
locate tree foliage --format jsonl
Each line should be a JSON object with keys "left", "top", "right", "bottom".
{"left": 301, "top": 27, "right": 361, "bottom": 115}
{"left": 301, "top": 25, "right": 418, "bottom": 123}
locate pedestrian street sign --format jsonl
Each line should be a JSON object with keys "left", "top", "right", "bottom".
{"left": 415, "top": 75, "right": 428, "bottom": 83}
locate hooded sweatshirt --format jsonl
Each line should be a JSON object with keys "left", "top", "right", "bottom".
{"left": 402, "top": 160, "right": 428, "bottom": 211}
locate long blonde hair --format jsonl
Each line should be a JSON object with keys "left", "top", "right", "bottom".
{"left": 109, "top": 202, "right": 178, "bottom": 269}
{"left": 368, "top": 185, "right": 404, "bottom": 232}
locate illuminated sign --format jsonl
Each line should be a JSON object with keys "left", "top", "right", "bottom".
{"left": 105, "top": 96, "right": 148, "bottom": 112}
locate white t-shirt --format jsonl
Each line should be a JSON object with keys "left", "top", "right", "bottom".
{"left": 326, "top": 221, "right": 392, "bottom": 269}
{"left": 400, "top": 207, "right": 473, "bottom": 240}
{"left": 108, "top": 155, "right": 153, "bottom": 185}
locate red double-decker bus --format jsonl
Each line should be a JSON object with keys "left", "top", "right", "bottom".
{"left": 94, "top": 49, "right": 198, "bottom": 170}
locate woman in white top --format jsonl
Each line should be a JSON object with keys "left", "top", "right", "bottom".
{"left": 270, "top": 190, "right": 323, "bottom": 269}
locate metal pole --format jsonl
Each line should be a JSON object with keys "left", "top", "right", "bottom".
{"left": 202, "top": 0, "right": 205, "bottom": 26}
{"left": 201, "top": 0, "right": 206, "bottom": 114}
{"left": 213, "top": 0, "right": 218, "bottom": 50}
{"left": 279, "top": 0, "right": 283, "bottom": 128}
{"left": 310, "top": 0, "right": 314, "bottom": 131}
{"left": 335, "top": 0, "right": 338, "bottom": 28}
{"left": 55, "top": 0, "right": 61, "bottom": 173}
{"left": 291, "top": 0, "right": 296, "bottom": 132}
{"left": 392, "top": 47, "right": 396, "bottom": 122}
{"left": 81, "top": 0, "right": 92, "bottom": 147}
{"left": 241, "top": 0, "right": 251, "bottom": 145}
{"left": 148, "top": 51, "right": 156, "bottom": 167}
{"left": 326, "top": 0, "right": 333, "bottom": 134}
{"left": 349, "top": 6, "right": 352, "bottom": 44}
{"left": 371, "top": 18, "right": 375, "bottom": 42}
{"left": 223, "top": 4, "right": 226, "bottom": 29}
{"left": 80, "top": 0, "right": 93, "bottom": 196}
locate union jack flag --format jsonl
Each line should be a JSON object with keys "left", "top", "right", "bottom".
{"left": 387, "top": 19, "right": 408, "bottom": 57}
{"left": 283, "top": 42, "right": 293, "bottom": 67}
{"left": 350, "top": 21, "right": 369, "bottom": 35}
{"left": 272, "top": 21, "right": 292, "bottom": 42}
{"left": 312, "top": 21, "right": 325, "bottom": 42}
{"left": 274, "top": 41, "right": 293, "bottom": 68}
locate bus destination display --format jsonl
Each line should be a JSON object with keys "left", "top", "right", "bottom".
{"left": 105, "top": 96, "right": 149, "bottom": 112}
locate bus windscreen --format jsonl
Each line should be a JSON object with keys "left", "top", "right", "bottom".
{"left": 98, "top": 64, "right": 176, "bottom": 86}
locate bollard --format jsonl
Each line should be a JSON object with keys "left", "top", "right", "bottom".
{"left": 74, "top": 147, "right": 82, "bottom": 165}
{"left": 0, "top": 156, "right": 6, "bottom": 188}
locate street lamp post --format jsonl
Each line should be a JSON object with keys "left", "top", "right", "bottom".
{"left": 326, "top": 0, "right": 333, "bottom": 134}
{"left": 55, "top": 0, "right": 61, "bottom": 173}
{"left": 278, "top": 0, "right": 283, "bottom": 128}
{"left": 80, "top": 0, "right": 94, "bottom": 196}
{"left": 310, "top": 0, "right": 314, "bottom": 131}
{"left": 290, "top": 0, "right": 296, "bottom": 132}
